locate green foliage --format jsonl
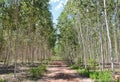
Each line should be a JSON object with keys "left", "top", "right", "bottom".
{"left": 71, "top": 64, "right": 112, "bottom": 82}
{"left": 97, "top": 71, "right": 112, "bottom": 82}
{"left": 90, "top": 71, "right": 112, "bottom": 82}
{"left": 70, "top": 64, "right": 79, "bottom": 69}
{"left": 57, "top": 0, "right": 118, "bottom": 76}
{"left": 54, "top": 43, "right": 62, "bottom": 55}
{"left": 76, "top": 57, "right": 82, "bottom": 65}
{"left": 77, "top": 68, "right": 90, "bottom": 77}
{"left": 0, "top": 0, "right": 55, "bottom": 67}
{"left": 117, "top": 79, "right": 120, "bottom": 82}
{"left": 30, "top": 65, "right": 47, "bottom": 78}
{"left": 0, "top": 0, "right": 4, "bottom": 3}
{"left": 0, "top": 78, "right": 5, "bottom": 82}
{"left": 77, "top": 68, "right": 112, "bottom": 82}
{"left": 88, "top": 59, "right": 98, "bottom": 70}
{"left": 89, "top": 71, "right": 99, "bottom": 79}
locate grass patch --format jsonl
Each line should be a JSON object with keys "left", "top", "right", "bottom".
{"left": 70, "top": 65, "right": 80, "bottom": 69}
{"left": 89, "top": 71, "right": 112, "bottom": 82}
{"left": 30, "top": 65, "right": 47, "bottom": 79}
{"left": 77, "top": 68, "right": 90, "bottom": 77}
{"left": 70, "top": 64, "right": 112, "bottom": 82}
{"left": 0, "top": 78, "right": 5, "bottom": 82}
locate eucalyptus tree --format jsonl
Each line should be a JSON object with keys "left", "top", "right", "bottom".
{"left": 0, "top": 0, "right": 55, "bottom": 78}
{"left": 57, "top": 0, "right": 120, "bottom": 74}
{"left": 0, "top": 0, "right": 5, "bottom": 62}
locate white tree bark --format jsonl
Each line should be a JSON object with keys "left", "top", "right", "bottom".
{"left": 103, "top": 0, "right": 114, "bottom": 74}
{"left": 14, "top": 0, "right": 19, "bottom": 78}
{"left": 97, "top": 0, "right": 104, "bottom": 71}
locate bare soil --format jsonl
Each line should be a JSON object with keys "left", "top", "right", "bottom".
{"left": 0, "top": 61, "right": 93, "bottom": 82}
{"left": 23, "top": 61, "right": 93, "bottom": 82}
{"left": 36, "top": 66, "right": 93, "bottom": 82}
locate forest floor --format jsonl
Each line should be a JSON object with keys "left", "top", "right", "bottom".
{"left": 1, "top": 61, "right": 120, "bottom": 82}
{"left": 0, "top": 61, "right": 93, "bottom": 82}
{"left": 23, "top": 61, "right": 93, "bottom": 82}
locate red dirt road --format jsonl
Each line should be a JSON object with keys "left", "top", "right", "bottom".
{"left": 0, "top": 61, "right": 93, "bottom": 82}
{"left": 36, "top": 61, "right": 93, "bottom": 82}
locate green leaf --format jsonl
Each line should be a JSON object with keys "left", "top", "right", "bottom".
{"left": 0, "top": 0, "right": 4, "bottom": 3}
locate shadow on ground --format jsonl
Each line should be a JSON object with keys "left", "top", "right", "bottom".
{"left": 49, "top": 73, "right": 80, "bottom": 80}
{"left": 0, "top": 65, "right": 18, "bottom": 74}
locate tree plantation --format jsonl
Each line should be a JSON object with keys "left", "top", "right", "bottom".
{"left": 0, "top": 0, "right": 120, "bottom": 82}
{"left": 0, "top": 0, "right": 56, "bottom": 81}
{"left": 57, "top": 0, "right": 120, "bottom": 81}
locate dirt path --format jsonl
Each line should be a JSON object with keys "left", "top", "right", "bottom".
{"left": 36, "top": 61, "right": 93, "bottom": 82}
{"left": 0, "top": 61, "right": 93, "bottom": 82}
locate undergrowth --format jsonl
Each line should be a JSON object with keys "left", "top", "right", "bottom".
{"left": 70, "top": 64, "right": 112, "bottom": 82}
{"left": 89, "top": 71, "right": 112, "bottom": 82}
{"left": 30, "top": 65, "right": 47, "bottom": 79}
{"left": 0, "top": 78, "right": 5, "bottom": 82}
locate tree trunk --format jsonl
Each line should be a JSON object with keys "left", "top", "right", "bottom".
{"left": 76, "top": 15, "right": 87, "bottom": 69}
{"left": 103, "top": 0, "right": 114, "bottom": 74}
{"left": 97, "top": 0, "right": 104, "bottom": 70}
{"left": 14, "top": 0, "right": 19, "bottom": 78}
